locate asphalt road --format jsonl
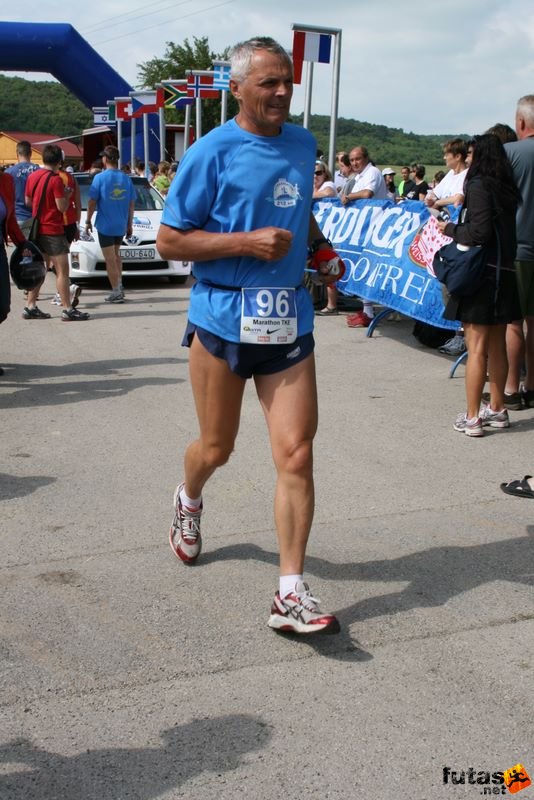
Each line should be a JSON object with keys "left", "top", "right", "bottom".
{"left": 1, "top": 275, "right": 533, "bottom": 800}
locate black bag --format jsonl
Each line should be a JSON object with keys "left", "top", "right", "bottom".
{"left": 432, "top": 241, "right": 487, "bottom": 297}
{"left": 412, "top": 320, "right": 453, "bottom": 349}
{"left": 27, "top": 172, "right": 53, "bottom": 244}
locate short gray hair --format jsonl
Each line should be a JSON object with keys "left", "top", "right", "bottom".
{"left": 517, "top": 95, "right": 534, "bottom": 127}
{"left": 230, "top": 36, "right": 292, "bottom": 82}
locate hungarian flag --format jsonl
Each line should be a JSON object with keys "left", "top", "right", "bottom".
{"left": 162, "top": 80, "right": 194, "bottom": 108}
{"left": 187, "top": 72, "right": 219, "bottom": 100}
{"left": 130, "top": 88, "right": 165, "bottom": 118}
{"left": 292, "top": 30, "right": 332, "bottom": 84}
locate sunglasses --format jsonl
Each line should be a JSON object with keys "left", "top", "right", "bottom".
{"left": 314, "top": 170, "right": 325, "bottom": 176}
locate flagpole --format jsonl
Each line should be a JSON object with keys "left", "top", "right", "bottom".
{"left": 117, "top": 117, "right": 123, "bottom": 167}
{"left": 328, "top": 30, "right": 342, "bottom": 175}
{"left": 221, "top": 90, "right": 227, "bottom": 125}
{"left": 130, "top": 116, "right": 136, "bottom": 172}
{"left": 195, "top": 96, "right": 202, "bottom": 140}
{"left": 158, "top": 106, "right": 165, "bottom": 162}
{"left": 184, "top": 104, "right": 191, "bottom": 153}
{"left": 303, "top": 62, "right": 313, "bottom": 129}
{"left": 143, "top": 114, "right": 150, "bottom": 179}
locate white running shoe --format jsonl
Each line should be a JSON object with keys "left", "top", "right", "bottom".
{"left": 169, "top": 483, "right": 202, "bottom": 563}
{"left": 480, "top": 405, "right": 510, "bottom": 428}
{"left": 268, "top": 581, "right": 340, "bottom": 634}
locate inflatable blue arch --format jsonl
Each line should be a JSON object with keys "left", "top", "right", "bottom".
{"left": 0, "top": 21, "right": 161, "bottom": 162}
{"left": 0, "top": 21, "right": 132, "bottom": 108}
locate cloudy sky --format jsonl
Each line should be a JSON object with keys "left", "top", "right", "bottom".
{"left": 2, "top": 0, "right": 534, "bottom": 135}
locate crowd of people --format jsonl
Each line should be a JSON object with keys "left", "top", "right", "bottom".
{"left": 312, "top": 111, "right": 534, "bottom": 440}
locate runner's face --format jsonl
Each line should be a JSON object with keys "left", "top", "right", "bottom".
{"left": 231, "top": 50, "right": 293, "bottom": 136}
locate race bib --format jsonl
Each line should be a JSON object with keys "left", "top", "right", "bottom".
{"left": 240, "top": 288, "right": 297, "bottom": 344}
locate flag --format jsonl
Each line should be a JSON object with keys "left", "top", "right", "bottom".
{"left": 130, "top": 88, "right": 165, "bottom": 117}
{"left": 212, "top": 61, "right": 231, "bottom": 91}
{"left": 92, "top": 106, "right": 110, "bottom": 126}
{"left": 161, "top": 80, "right": 194, "bottom": 109}
{"left": 115, "top": 97, "right": 132, "bottom": 120}
{"left": 187, "top": 71, "right": 219, "bottom": 100}
{"left": 292, "top": 30, "right": 332, "bottom": 84}
{"left": 106, "top": 100, "right": 116, "bottom": 123}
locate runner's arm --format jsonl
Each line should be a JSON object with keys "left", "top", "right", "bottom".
{"left": 157, "top": 224, "right": 292, "bottom": 262}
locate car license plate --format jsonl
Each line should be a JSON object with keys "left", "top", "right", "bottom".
{"left": 120, "top": 247, "right": 155, "bottom": 260}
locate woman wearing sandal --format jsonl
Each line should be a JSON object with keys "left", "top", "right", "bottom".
{"left": 501, "top": 476, "right": 534, "bottom": 498}
{"left": 437, "top": 134, "right": 522, "bottom": 437}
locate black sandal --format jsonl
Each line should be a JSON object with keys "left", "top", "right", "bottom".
{"left": 500, "top": 475, "right": 534, "bottom": 499}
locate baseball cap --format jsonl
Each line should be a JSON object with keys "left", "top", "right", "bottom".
{"left": 382, "top": 167, "right": 396, "bottom": 176}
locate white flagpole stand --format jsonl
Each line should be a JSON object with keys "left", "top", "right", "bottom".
{"left": 184, "top": 104, "right": 191, "bottom": 152}
{"left": 303, "top": 62, "right": 314, "bottom": 129}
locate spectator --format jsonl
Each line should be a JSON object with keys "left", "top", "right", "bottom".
{"left": 334, "top": 151, "right": 348, "bottom": 191}
{"left": 153, "top": 161, "right": 172, "bottom": 196}
{"left": 48, "top": 160, "right": 83, "bottom": 309}
{"left": 397, "top": 166, "right": 411, "bottom": 197}
{"left": 331, "top": 145, "right": 387, "bottom": 325}
{"left": 425, "top": 138, "right": 468, "bottom": 210}
{"left": 5, "top": 140, "right": 40, "bottom": 236}
{"left": 312, "top": 161, "right": 336, "bottom": 199}
{"left": 431, "top": 170, "right": 445, "bottom": 189}
{"left": 485, "top": 123, "right": 518, "bottom": 145}
{"left": 89, "top": 159, "right": 103, "bottom": 175}
{"left": 84, "top": 145, "right": 135, "bottom": 304}
{"left": 405, "top": 164, "right": 429, "bottom": 201}
{"left": 25, "top": 145, "right": 89, "bottom": 321}
{"left": 500, "top": 96, "right": 534, "bottom": 410}
{"left": 335, "top": 153, "right": 353, "bottom": 194}
{"left": 381, "top": 167, "right": 396, "bottom": 201}
{"left": 437, "top": 134, "right": 522, "bottom": 437}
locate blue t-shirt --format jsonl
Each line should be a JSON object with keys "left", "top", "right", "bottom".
{"left": 5, "top": 162, "right": 40, "bottom": 221}
{"left": 162, "top": 118, "right": 316, "bottom": 342}
{"left": 88, "top": 169, "right": 136, "bottom": 236}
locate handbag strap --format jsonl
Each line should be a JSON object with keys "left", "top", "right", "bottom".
{"left": 32, "top": 171, "right": 54, "bottom": 219}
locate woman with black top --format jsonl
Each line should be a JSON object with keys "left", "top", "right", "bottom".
{"left": 437, "top": 133, "right": 522, "bottom": 437}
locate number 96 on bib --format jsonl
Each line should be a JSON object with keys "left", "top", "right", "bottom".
{"left": 240, "top": 287, "right": 297, "bottom": 344}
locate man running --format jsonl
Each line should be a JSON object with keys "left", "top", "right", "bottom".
{"left": 157, "top": 36, "right": 341, "bottom": 635}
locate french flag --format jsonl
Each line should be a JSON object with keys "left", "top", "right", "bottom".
{"left": 292, "top": 30, "right": 332, "bottom": 85}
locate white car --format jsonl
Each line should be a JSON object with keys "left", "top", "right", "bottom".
{"left": 69, "top": 174, "right": 190, "bottom": 283}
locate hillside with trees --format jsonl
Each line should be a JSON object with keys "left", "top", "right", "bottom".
{"left": 1, "top": 36, "right": 467, "bottom": 162}
{"left": 0, "top": 75, "right": 93, "bottom": 137}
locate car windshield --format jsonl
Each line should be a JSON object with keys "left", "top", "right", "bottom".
{"left": 75, "top": 175, "right": 165, "bottom": 212}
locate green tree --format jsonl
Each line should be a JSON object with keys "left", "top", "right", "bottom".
{"left": 137, "top": 36, "right": 238, "bottom": 134}
{"left": 0, "top": 75, "right": 92, "bottom": 138}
